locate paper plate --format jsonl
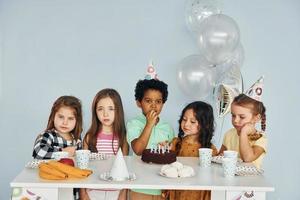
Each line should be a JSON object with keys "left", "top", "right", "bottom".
{"left": 235, "top": 165, "right": 264, "bottom": 176}
{"left": 89, "top": 152, "right": 108, "bottom": 160}
{"left": 211, "top": 156, "right": 242, "bottom": 164}
{"left": 25, "top": 160, "right": 52, "bottom": 169}
{"left": 99, "top": 172, "right": 136, "bottom": 181}
{"left": 159, "top": 171, "right": 195, "bottom": 178}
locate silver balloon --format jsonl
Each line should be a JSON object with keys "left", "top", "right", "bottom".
{"left": 216, "top": 43, "right": 245, "bottom": 75}
{"left": 185, "top": 0, "right": 221, "bottom": 34}
{"left": 215, "top": 64, "right": 243, "bottom": 96}
{"left": 213, "top": 64, "right": 243, "bottom": 117}
{"left": 177, "top": 55, "right": 216, "bottom": 100}
{"left": 197, "top": 14, "right": 240, "bottom": 65}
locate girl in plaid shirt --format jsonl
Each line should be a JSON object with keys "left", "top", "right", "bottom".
{"left": 32, "top": 95, "right": 83, "bottom": 159}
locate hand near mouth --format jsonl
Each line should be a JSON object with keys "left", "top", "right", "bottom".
{"left": 240, "top": 122, "right": 256, "bottom": 137}
{"left": 146, "top": 110, "right": 159, "bottom": 127}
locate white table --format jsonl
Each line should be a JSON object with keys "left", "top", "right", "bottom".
{"left": 10, "top": 156, "right": 274, "bottom": 200}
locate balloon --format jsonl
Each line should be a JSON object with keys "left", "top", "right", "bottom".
{"left": 216, "top": 43, "right": 245, "bottom": 74}
{"left": 185, "top": 0, "right": 221, "bottom": 34}
{"left": 214, "top": 83, "right": 239, "bottom": 117}
{"left": 177, "top": 55, "right": 216, "bottom": 100}
{"left": 197, "top": 14, "right": 240, "bottom": 65}
{"left": 213, "top": 64, "right": 243, "bottom": 117}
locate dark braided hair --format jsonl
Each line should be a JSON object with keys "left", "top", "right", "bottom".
{"left": 177, "top": 101, "right": 215, "bottom": 148}
{"left": 233, "top": 94, "right": 267, "bottom": 131}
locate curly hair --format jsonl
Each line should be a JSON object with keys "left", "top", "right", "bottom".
{"left": 178, "top": 101, "right": 215, "bottom": 148}
{"left": 232, "top": 94, "right": 267, "bottom": 131}
{"left": 134, "top": 79, "right": 168, "bottom": 103}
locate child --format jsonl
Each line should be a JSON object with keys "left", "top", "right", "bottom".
{"left": 168, "top": 101, "right": 218, "bottom": 200}
{"left": 127, "top": 65, "right": 175, "bottom": 200}
{"left": 80, "top": 88, "right": 128, "bottom": 200}
{"left": 32, "top": 95, "right": 83, "bottom": 159}
{"left": 219, "top": 77, "right": 267, "bottom": 169}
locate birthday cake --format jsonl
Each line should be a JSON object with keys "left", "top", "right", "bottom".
{"left": 141, "top": 149, "right": 176, "bottom": 164}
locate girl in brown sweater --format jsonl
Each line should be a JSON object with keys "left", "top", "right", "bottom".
{"left": 168, "top": 101, "right": 217, "bottom": 200}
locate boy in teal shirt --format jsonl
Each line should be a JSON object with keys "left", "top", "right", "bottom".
{"left": 127, "top": 66, "right": 175, "bottom": 199}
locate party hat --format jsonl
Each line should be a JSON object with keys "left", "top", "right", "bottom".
{"left": 245, "top": 76, "right": 264, "bottom": 102}
{"left": 144, "top": 60, "right": 158, "bottom": 80}
{"left": 110, "top": 148, "right": 129, "bottom": 181}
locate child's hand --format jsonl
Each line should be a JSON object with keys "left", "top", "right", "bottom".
{"left": 146, "top": 110, "right": 159, "bottom": 127}
{"left": 158, "top": 140, "right": 169, "bottom": 147}
{"left": 62, "top": 146, "right": 77, "bottom": 157}
{"left": 240, "top": 122, "right": 256, "bottom": 137}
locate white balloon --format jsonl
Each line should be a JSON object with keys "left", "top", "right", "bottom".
{"left": 185, "top": 0, "right": 221, "bottom": 34}
{"left": 177, "top": 55, "right": 216, "bottom": 100}
{"left": 197, "top": 14, "right": 240, "bottom": 65}
{"left": 216, "top": 43, "right": 245, "bottom": 74}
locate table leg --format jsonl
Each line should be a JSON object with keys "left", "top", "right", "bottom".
{"left": 58, "top": 188, "right": 73, "bottom": 200}
{"left": 211, "top": 190, "right": 226, "bottom": 200}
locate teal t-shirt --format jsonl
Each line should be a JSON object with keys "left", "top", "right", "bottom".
{"left": 127, "top": 114, "right": 175, "bottom": 195}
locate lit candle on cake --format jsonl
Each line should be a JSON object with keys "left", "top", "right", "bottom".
{"left": 162, "top": 145, "right": 165, "bottom": 154}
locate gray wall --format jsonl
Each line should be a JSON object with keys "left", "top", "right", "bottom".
{"left": 0, "top": 0, "right": 299, "bottom": 199}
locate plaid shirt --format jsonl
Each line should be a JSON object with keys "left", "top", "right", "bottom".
{"left": 32, "top": 129, "right": 81, "bottom": 159}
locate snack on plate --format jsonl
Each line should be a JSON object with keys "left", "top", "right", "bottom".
{"left": 58, "top": 158, "right": 75, "bottom": 166}
{"left": 38, "top": 161, "right": 93, "bottom": 180}
{"left": 160, "top": 161, "right": 194, "bottom": 178}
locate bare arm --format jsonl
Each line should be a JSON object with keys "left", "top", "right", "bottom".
{"left": 218, "top": 144, "right": 227, "bottom": 155}
{"left": 131, "top": 110, "right": 158, "bottom": 155}
{"left": 80, "top": 188, "right": 90, "bottom": 200}
{"left": 239, "top": 123, "right": 265, "bottom": 162}
{"left": 239, "top": 133, "right": 265, "bottom": 162}
{"left": 122, "top": 139, "right": 129, "bottom": 156}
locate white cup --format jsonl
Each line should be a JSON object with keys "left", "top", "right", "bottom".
{"left": 75, "top": 150, "right": 90, "bottom": 169}
{"left": 223, "top": 150, "right": 238, "bottom": 159}
{"left": 198, "top": 148, "right": 212, "bottom": 167}
{"left": 52, "top": 151, "right": 69, "bottom": 160}
{"left": 222, "top": 157, "right": 237, "bottom": 177}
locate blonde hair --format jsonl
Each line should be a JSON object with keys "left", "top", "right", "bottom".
{"left": 232, "top": 94, "right": 266, "bottom": 131}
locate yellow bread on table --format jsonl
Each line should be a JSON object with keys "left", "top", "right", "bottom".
{"left": 39, "top": 163, "right": 67, "bottom": 179}
{"left": 47, "top": 161, "right": 93, "bottom": 178}
{"left": 39, "top": 170, "right": 67, "bottom": 180}
{"left": 38, "top": 161, "right": 93, "bottom": 180}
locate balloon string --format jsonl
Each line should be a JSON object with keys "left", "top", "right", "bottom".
{"left": 240, "top": 71, "right": 244, "bottom": 92}
{"left": 217, "top": 117, "right": 225, "bottom": 146}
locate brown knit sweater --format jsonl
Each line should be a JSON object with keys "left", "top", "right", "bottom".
{"left": 166, "top": 137, "right": 217, "bottom": 200}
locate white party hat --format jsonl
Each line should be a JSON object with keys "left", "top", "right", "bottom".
{"left": 216, "top": 84, "right": 239, "bottom": 117}
{"left": 245, "top": 76, "right": 264, "bottom": 102}
{"left": 144, "top": 60, "right": 158, "bottom": 80}
{"left": 110, "top": 148, "right": 129, "bottom": 181}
